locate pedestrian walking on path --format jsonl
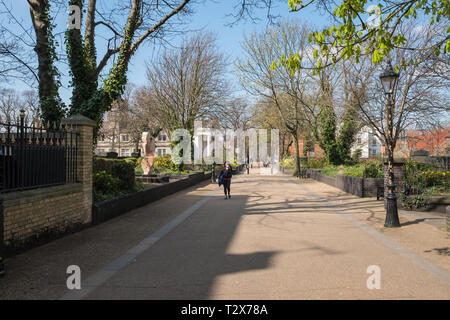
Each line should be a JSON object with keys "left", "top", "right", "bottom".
{"left": 219, "top": 161, "right": 233, "bottom": 199}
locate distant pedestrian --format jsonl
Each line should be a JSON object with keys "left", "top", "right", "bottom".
{"left": 220, "top": 161, "right": 233, "bottom": 199}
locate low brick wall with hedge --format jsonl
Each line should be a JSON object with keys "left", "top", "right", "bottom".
{"left": 92, "top": 172, "right": 212, "bottom": 225}
{"left": 308, "top": 169, "right": 336, "bottom": 187}
{"left": 136, "top": 175, "right": 170, "bottom": 183}
{"left": 336, "top": 175, "right": 364, "bottom": 198}
{"left": 306, "top": 169, "right": 384, "bottom": 198}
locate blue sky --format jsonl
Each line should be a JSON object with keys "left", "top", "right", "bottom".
{"left": 3, "top": 0, "right": 333, "bottom": 104}
{"left": 128, "top": 1, "right": 331, "bottom": 98}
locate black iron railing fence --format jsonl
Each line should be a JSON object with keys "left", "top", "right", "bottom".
{"left": 0, "top": 111, "right": 79, "bottom": 193}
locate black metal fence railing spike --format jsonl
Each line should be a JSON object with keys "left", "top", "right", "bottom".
{"left": 0, "top": 117, "right": 79, "bottom": 193}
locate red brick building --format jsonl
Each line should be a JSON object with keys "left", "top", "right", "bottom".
{"left": 287, "top": 138, "right": 325, "bottom": 158}
{"left": 395, "top": 126, "right": 450, "bottom": 157}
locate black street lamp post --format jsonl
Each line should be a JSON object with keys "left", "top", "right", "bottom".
{"left": 379, "top": 60, "right": 400, "bottom": 228}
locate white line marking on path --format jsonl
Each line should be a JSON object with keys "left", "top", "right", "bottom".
{"left": 60, "top": 187, "right": 220, "bottom": 300}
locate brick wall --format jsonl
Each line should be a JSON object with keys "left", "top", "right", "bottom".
{"left": 336, "top": 174, "right": 364, "bottom": 197}
{"left": 307, "top": 169, "right": 336, "bottom": 187}
{"left": 363, "top": 178, "right": 385, "bottom": 197}
{"left": 307, "top": 169, "right": 385, "bottom": 198}
{"left": 2, "top": 184, "right": 85, "bottom": 247}
{"left": 1, "top": 115, "right": 95, "bottom": 252}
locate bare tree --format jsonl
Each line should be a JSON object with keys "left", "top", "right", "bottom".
{"left": 22, "top": 90, "right": 40, "bottom": 124}
{"left": 226, "top": 0, "right": 285, "bottom": 25}
{"left": 251, "top": 96, "right": 292, "bottom": 157}
{"left": 349, "top": 21, "right": 450, "bottom": 156}
{"left": 237, "top": 20, "right": 315, "bottom": 175}
{"left": 144, "top": 32, "right": 229, "bottom": 136}
{"left": 212, "top": 98, "right": 252, "bottom": 131}
{"left": 0, "top": 1, "right": 38, "bottom": 85}
{"left": 0, "top": 88, "right": 21, "bottom": 123}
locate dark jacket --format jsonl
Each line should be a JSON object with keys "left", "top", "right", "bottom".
{"left": 221, "top": 166, "right": 233, "bottom": 180}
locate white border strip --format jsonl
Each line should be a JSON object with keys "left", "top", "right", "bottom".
{"left": 60, "top": 187, "right": 220, "bottom": 300}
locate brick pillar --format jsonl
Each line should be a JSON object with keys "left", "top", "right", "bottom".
{"left": 62, "top": 115, "right": 96, "bottom": 224}
{"left": 384, "top": 162, "right": 405, "bottom": 209}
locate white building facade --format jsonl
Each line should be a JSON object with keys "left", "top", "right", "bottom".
{"left": 351, "top": 126, "right": 382, "bottom": 158}
{"left": 95, "top": 131, "right": 172, "bottom": 158}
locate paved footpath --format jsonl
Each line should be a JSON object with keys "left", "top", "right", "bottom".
{"left": 1, "top": 173, "right": 449, "bottom": 299}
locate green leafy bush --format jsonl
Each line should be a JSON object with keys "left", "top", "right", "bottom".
{"left": 111, "top": 161, "right": 135, "bottom": 190}
{"left": 404, "top": 159, "right": 433, "bottom": 189}
{"left": 352, "top": 149, "right": 362, "bottom": 162}
{"left": 343, "top": 164, "right": 364, "bottom": 177}
{"left": 363, "top": 161, "right": 383, "bottom": 178}
{"left": 307, "top": 157, "right": 327, "bottom": 169}
{"left": 154, "top": 154, "right": 176, "bottom": 169}
{"left": 404, "top": 159, "right": 449, "bottom": 193}
{"left": 123, "top": 157, "right": 140, "bottom": 168}
{"left": 421, "top": 169, "right": 449, "bottom": 188}
{"left": 93, "top": 157, "right": 115, "bottom": 173}
{"left": 93, "top": 171, "right": 120, "bottom": 195}
{"left": 319, "top": 165, "right": 340, "bottom": 177}
{"left": 93, "top": 158, "right": 137, "bottom": 202}
{"left": 400, "top": 193, "right": 430, "bottom": 210}
{"left": 280, "top": 156, "right": 294, "bottom": 168}
{"left": 135, "top": 165, "right": 143, "bottom": 175}
{"left": 317, "top": 161, "right": 383, "bottom": 178}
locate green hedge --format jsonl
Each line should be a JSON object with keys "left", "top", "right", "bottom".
{"left": 93, "top": 158, "right": 136, "bottom": 192}
{"left": 316, "top": 161, "right": 383, "bottom": 178}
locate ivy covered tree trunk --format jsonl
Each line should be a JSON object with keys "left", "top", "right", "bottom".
{"left": 337, "top": 105, "right": 359, "bottom": 163}
{"left": 317, "top": 103, "right": 340, "bottom": 165}
{"left": 63, "top": 0, "right": 191, "bottom": 141}
{"left": 28, "top": 0, "right": 64, "bottom": 124}
{"left": 303, "top": 134, "right": 313, "bottom": 156}
{"left": 66, "top": 0, "right": 97, "bottom": 115}
{"left": 66, "top": 0, "right": 141, "bottom": 138}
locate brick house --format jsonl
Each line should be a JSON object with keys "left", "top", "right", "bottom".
{"left": 287, "top": 138, "right": 325, "bottom": 158}
{"left": 395, "top": 126, "right": 450, "bottom": 157}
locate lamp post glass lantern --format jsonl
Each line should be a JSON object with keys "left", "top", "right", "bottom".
{"left": 379, "top": 60, "right": 400, "bottom": 228}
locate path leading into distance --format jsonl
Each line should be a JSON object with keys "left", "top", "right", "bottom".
{"left": 1, "top": 173, "right": 449, "bottom": 299}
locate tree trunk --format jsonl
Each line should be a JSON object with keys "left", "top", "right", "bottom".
{"left": 285, "top": 138, "right": 293, "bottom": 157}
{"left": 28, "top": 0, "right": 63, "bottom": 124}
{"left": 293, "top": 133, "right": 301, "bottom": 177}
{"left": 84, "top": 0, "right": 97, "bottom": 73}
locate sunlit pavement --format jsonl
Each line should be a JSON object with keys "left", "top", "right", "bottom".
{"left": 1, "top": 173, "right": 449, "bottom": 299}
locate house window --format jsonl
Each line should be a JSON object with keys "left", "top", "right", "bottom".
{"left": 357, "top": 138, "right": 362, "bottom": 144}
{"left": 121, "top": 134, "right": 129, "bottom": 142}
{"left": 446, "top": 136, "right": 450, "bottom": 142}
{"left": 158, "top": 134, "right": 167, "bottom": 142}
{"left": 98, "top": 136, "right": 105, "bottom": 142}
{"left": 157, "top": 149, "right": 166, "bottom": 157}
{"left": 121, "top": 149, "right": 130, "bottom": 157}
